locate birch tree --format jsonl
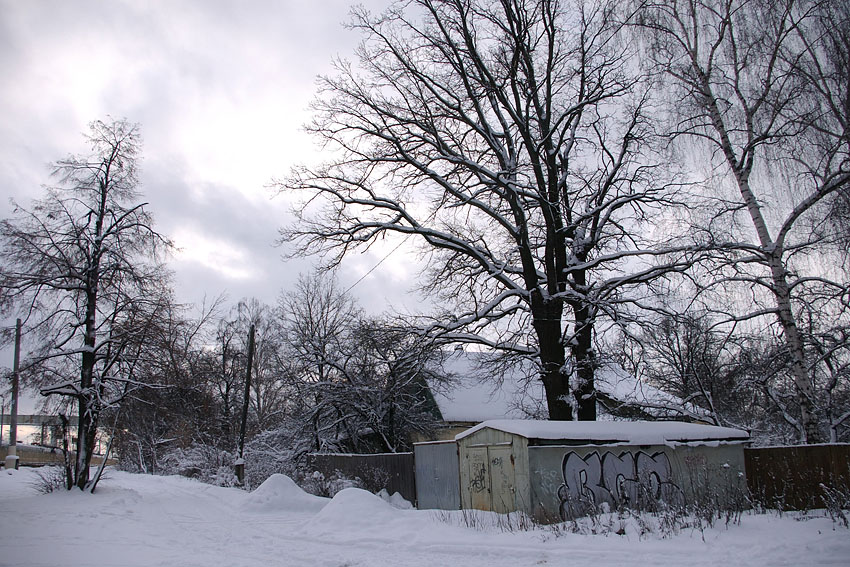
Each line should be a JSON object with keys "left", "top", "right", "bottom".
{"left": 278, "top": 0, "right": 691, "bottom": 420}
{"left": 638, "top": 0, "right": 850, "bottom": 442}
{"left": 0, "top": 119, "right": 172, "bottom": 489}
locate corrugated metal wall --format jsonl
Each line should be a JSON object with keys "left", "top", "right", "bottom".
{"left": 414, "top": 441, "right": 460, "bottom": 510}
{"left": 305, "top": 452, "right": 416, "bottom": 503}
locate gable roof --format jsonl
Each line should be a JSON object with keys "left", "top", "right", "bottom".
{"left": 430, "top": 351, "right": 542, "bottom": 422}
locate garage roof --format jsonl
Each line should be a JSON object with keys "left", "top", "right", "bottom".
{"left": 456, "top": 419, "right": 750, "bottom": 445}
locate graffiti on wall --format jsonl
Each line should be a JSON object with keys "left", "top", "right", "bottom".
{"left": 557, "top": 450, "right": 683, "bottom": 519}
{"left": 470, "top": 461, "right": 488, "bottom": 493}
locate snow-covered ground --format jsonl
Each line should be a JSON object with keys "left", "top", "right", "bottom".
{"left": 0, "top": 467, "right": 847, "bottom": 567}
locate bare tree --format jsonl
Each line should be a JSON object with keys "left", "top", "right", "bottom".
{"left": 278, "top": 0, "right": 692, "bottom": 420}
{"left": 0, "top": 119, "right": 172, "bottom": 489}
{"left": 110, "top": 297, "right": 226, "bottom": 474}
{"left": 614, "top": 308, "right": 755, "bottom": 427}
{"left": 279, "top": 272, "right": 362, "bottom": 450}
{"left": 231, "top": 298, "right": 289, "bottom": 432}
{"left": 211, "top": 310, "right": 247, "bottom": 440}
{"left": 796, "top": 302, "right": 850, "bottom": 442}
{"left": 802, "top": 0, "right": 850, "bottom": 258}
{"left": 273, "top": 272, "right": 447, "bottom": 453}
{"left": 637, "top": 0, "right": 850, "bottom": 442}
{"left": 334, "top": 317, "right": 446, "bottom": 452}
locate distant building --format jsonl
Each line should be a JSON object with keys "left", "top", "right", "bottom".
{"left": 416, "top": 351, "right": 707, "bottom": 442}
{"left": 1, "top": 414, "right": 110, "bottom": 454}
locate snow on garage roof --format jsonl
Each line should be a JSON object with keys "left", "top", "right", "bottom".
{"left": 456, "top": 419, "right": 750, "bottom": 445}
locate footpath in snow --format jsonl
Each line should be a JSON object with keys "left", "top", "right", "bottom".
{"left": 0, "top": 467, "right": 848, "bottom": 567}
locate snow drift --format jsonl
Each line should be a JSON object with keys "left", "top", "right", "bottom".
{"left": 241, "top": 473, "right": 328, "bottom": 513}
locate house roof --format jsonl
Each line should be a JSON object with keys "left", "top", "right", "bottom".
{"left": 431, "top": 351, "right": 707, "bottom": 422}
{"left": 430, "top": 352, "right": 539, "bottom": 422}
{"left": 456, "top": 419, "right": 750, "bottom": 444}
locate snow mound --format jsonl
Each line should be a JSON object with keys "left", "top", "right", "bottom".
{"left": 377, "top": 488, "right": 414, "bottom": 510}
{"left": 306, "top": 487, "right": 399, "bottom": 531}
{"left": 241, "top": 474, "right": 328, "bottom": 513}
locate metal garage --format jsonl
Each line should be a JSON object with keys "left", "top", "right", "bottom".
{"left": 418, "top": 419, "right": 750, "bottom": 521}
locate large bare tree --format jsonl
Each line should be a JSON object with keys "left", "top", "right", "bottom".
{"left": 0, "top": 119, "right": 172, "bottom": 489}
{"left": 278, "top": 0, "right": 691, "bottom": 420}
{"left": 637, "top": 0, "right": 850, "bottom": 442}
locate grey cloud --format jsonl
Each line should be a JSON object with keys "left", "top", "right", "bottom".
{"left": 1, "top": 0, "right": 412, "bottom": 315}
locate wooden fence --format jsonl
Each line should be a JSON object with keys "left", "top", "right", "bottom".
{"left": 745, "top": 444, "right": 850, "bottom": 510}
{"left": 305, "top": 452, "right": 416, "bottom": 504}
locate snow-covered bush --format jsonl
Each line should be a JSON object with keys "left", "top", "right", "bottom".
{"left": 242, "top": 430, "right": 388, "bottom": 497}
{"left": 158, "top": 443, "right": 238, "bottom": 487}
{"left": 298, "top": 470, "right": 362, "bottom": 497}
{"left": 241, "top": 426, "right": 306, "bottom": 490}
{"left": 243, "top": 446, "right": 365, "bottom": 497}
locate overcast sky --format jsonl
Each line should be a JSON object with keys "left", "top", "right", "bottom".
{"left": 0, "top": 0, "right": 421, "bottom": 319}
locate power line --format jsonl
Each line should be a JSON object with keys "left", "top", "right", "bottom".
{"left": 345, "top": 236, "right": 410, "bottom": 294}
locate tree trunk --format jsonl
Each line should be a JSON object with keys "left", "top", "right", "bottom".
{"left": 703, "top": 77, "right": 822, "bottom": 443}
{"left": 74, "top": 175, "right": 108, "bottom": 490}
{"left": 768, "top": 257, "right": 820, "bottom": 443}
{"left": 532, "top": 291, "right": 572, "bottom": 420}
{"left": 75, "top": 396, "right": 99, "bottom": 490}
{"left": 571, "top": 301, "right": 597, "bottom": 421}
{"left": 735, "top": 172, "right": 820, "bottom": 442}
{"left": 75, "top": 283, "right": 99, "bottom": 490}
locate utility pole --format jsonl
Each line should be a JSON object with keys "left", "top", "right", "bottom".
{"left": 234, "top": 324, "right": 255, "bottom": 485}
{"left": 5, "top": 319, "right": 21, "bottom": 470}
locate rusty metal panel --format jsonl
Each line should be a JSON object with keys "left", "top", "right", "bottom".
{"left": 414, "top": 441, "right": 460, "bottom": 510}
